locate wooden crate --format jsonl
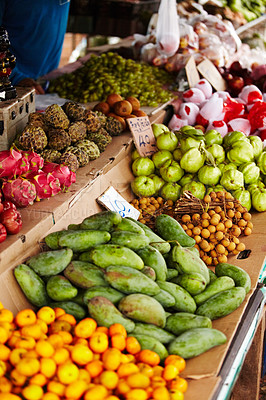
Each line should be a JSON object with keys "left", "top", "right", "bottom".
{"left": 0, "top": 87, "right": 35, "bottom": 151}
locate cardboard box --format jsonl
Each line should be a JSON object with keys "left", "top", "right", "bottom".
{"left": 0, "top": 87, "right": 35, "bottom": 150}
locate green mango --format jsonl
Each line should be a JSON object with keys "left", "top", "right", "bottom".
{"left": 130, "top": 334, "right": 168, "bottom": 361}
{"left": 104, "top": 265, "right": 160, "bottom": 296}
{"left": 88, "top": 296, "right": 135, "bottom": 332}
{"left": 49, "top": 301, "right": 86, "bottom": 320}
{"left": 83, "top": 286, "right": 125, "bottom": 305}
{"left": 14, "top": 264, "right": 49, "bottom": 307}
{"left": 155, "top": 214, "right": 196, "bottom": 247}
{"left": 64, "top": 261, "right": 108, "bottom": 289}
{"left": 157, "top": 281, "right": 197, "bottom": 313}
{"left": 110, "top": 231, "right": 149, "bottom": 250}
{"left": 26, "top": 248, "right": 73, "bottom": 277}
{"left": 165, "top": 312, "right": 212, "bottom": 336}
{"left": 137, "top": 245, "right": 168, "bottom": 281}
{"left": 132, "top": 323, "right": 175, "bottom": 344}
{"left": 46, "top": 275, "right": 78, "bottom": 301}
{"left": 58, "top": 230, "right": 111, "bottom": 252}
{"left": 80, "top": 210, "right": 122, "bottom": 231}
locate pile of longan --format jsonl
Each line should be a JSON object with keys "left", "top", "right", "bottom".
{"left": 179, "top": 192, "right": 252, "bottom": 266}
{"left": 131, "top": 191, "right": 253, "bottom": 267}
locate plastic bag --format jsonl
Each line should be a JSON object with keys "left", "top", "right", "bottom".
{"left": 156, "top": 0, "right": 180, "bottom": 57}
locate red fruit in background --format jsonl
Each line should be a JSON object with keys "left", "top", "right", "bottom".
{"left": 228, "top": 76, "right": 244, "bottom": 95}
{"left": 259, "top": 130, "right": 266, "bottom": 141}
{"left": 223, "top": 72, "right": 233, "bottom": 82}
{"left": 0, "top": 202, "right": 3, "bottom": 214}
{"left": 2, "top": 201, "right": 16, "bottom": 211}
{"left": 0, "top": 148, "right": 22, "bottom": 179}
{"left": 0, "top": 208, "right": 22, "bottom": 234}
{"left": 229, "top": 61, "right": 243, "bottom": 74}
{"left": 0, "top": 223, "right": 7, "bottom": 243}
{"left": 248, "top": 101, "right": 266, "bottom": 132}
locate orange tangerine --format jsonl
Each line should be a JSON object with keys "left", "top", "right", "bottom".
{"left": 14, "top": 336, "right": 36, "bottom": 350}
{"left": 105, "top": 396, "right": 120, "bottom": 400}
{"left": 125, "top": 336, "right": 141, "bottom": 355}
{"left": 0, "top": 375, "right": 12, "bottom": 393}
{"left": 116, "top": 378, "right": 131, "bottom": 395}
{"left": 95, "top": 326, "right": 109, "bottom": 335}
{"left": 25, "top": 350, "right": 38, "bottom": 359}
{"left": 152, "top": 385, "right": 170, "bottom": 400}
{"left": 48, "top": 333, "right": 64, "bottom": 349}
{"left": 168, "top": 377, "right": 188, "bottom": 393}
{"left": 138, "top": 349, "right": 160, "bottom": 367}
{"left": 72, "top": 337, "right": 88, "bottom": 346}
{"left": 53, "top": 307, "right": 66, "bottom": 319}
{"left": 74, "top": 318, "right": 97, "bottom": 338}
{"left": 47, "top": 380, "right": 66, "bottom": 396}
{"left": 9, "top": 348, "right": 27, "bottom": 366}
{"left": 10, "top": 369, "right": 27, "bottom": 386}
{"left": 163, "top": 364, "right": 179, "bottom": 381}
{"left": 29, "top": 373, "right": 48, "bottom": 387}
{"left": 57, "top": 361, "right": 79, "bottom": 384}
{"left": 169, "top": 388, "right": 184, "bottom": 400}
{"left": 137, "top": 363, "right": 154, "bottom": 378}
{"left": 109, "top": 323, "right": 127, "bottom": 338}
{"left": 16, "top": 357, "right": 40, "bottom": 377}
{"left": 42, "top": 393, "right": 60, "bottom": 400}
{"left": 71, "top": 344, "right": 93, "bottom": 365}
{"left": 102, "top": 348, "right": 121, "bottom": 370}
{"left": 126, "top": 372, "right": 150, "bottom": 389}
{"left": 0, "top": 361, "right": 6, "bottom": 377}
{"left": 35, "top": 339, "right": 55, "bottom": 358}
{"left": 164, "top": 355, "right": 186, "bottom": 373}
{"left": 52, "top": 347, "right": 70, "bottom": 365}
{"left": 153, "top": 365, "right": 164, "bottom": 377}
{"left": 49, "top": 320, "right": 72, "bottom": 334}
{"left": 40, "top": 357, "right": 57, "bottom": 378}
{"left": 37, "top": 307, "right": 56, "bottom": 325}
{"left": 125, "top": 388, "right": 148, "bottom": 400}
{"left": 83, "top": 384, "right": 108, "bottom": 400}
{"left": 64, "top": 379, "right": 88, "bottom": 399}
{"left": 15, "top": 309, "right": 36, "bottom": 327}
{"left": 22, "top": 383, "right": 44, "bottom": 400}
{"left": 99, "top": 370, "right": 119, "bottom": 389}
{"left": 89, "top": 331, "right": 108, "bottom": 354}
{"left": 85, "top": 360, "right": 103, "bottom": 378}
{"left": 57, "top": 313, "right": 76, "bottom": 326}
{"left": 36, "top": 318, "right": 48, "bottom": 334}
{"left": 117, "top": 363, "right": 139, "bottom": 378}
{"left": 0, "top": 308, "right": 13, "bottom": 323}
{"left": 0, "top": 326, "right": 9, "bottom": 344}
{"left": 78, "top": 369, "right": 91, "bottom": 383}
{"left": 20, "top": 323, "right": 42, "bottom": 340}
{"left": 151, "top": 376, "right": 167, "bottom": 388}
{"left": 0, "top": 394, "right": 21, "bottom": 400}
{"left": 57, "top": 331, "right": 73, "bottom": 345}
{"left": 111, "top": 333, "right": 126, "bottom": 351}
{"left": 0, "top": 344, "right": 10, "bottom": 361}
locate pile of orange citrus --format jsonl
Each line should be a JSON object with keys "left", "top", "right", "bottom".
{"left": 0, "top": 301, "right": 188, "bottom": 400}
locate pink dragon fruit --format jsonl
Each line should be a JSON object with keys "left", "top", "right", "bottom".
{"left": 0, "top": 148, "right": 23, "bottom": 178}
{"left": 30, "top": 171, "right": 61, "bottom": 200}
{"left": 22, "top": 151, "right": 44, "bottom": 177}
{"left": 2, "top": 177, "right": 37, "bottom": 207}
{"left": 42, "top": 162, "right": 76, "bottom": 191}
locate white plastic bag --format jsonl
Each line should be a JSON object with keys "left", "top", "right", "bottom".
{"left": 156, "top": 0, "right": 180, "bottom": 57}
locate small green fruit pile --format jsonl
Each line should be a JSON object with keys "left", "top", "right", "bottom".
{"left": 130, "top": 124, "right": 266, "bottom": 212}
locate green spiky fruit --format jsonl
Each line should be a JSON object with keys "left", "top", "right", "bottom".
{"left": 15, "top": 125, "right": 48, "bottom": 151}
{"left": 28, "top": 112, "right": 48, "bottom": 132}
{"left": 60, "top": 151, "right": 80, "bottom": 172}
{"left": 87, "top": 128, "right": 112, "bottom": 152}
{"left": 62, "top": 101, "right": 86, "bottom": 122}
{"left": 105, "top": 116, "right": 123, "bottom": 136}
{"left": 76, "top": 139, "right": 100, "bottom": 160}
{"left": 65, "top": 146, "right": 90, "bottom": 167}
{"left": 41, "top": 149, "right": 62, "bottom": 163}
{"left": 94, "top": 111, "right": 107, "bottom": 127}
{"left": 68, "top": 121, "right": 87, "bottom": 143}
{"left": 44, "top": 104, "right": 70, "bottom": 129}
{"left": 84, "top": 110, "right": 101, "bottom": 133}
{"left": 48, "top": 129, "right": 71, "bottom": 151}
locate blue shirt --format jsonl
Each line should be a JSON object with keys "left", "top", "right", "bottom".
{"left": 0, "top": 0, "right": 70, "bottom": 85}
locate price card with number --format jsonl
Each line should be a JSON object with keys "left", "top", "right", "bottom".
{"left": 127, "top": 116, "right": 157, "bottom": 157}
{"left": 97, "top": 186, "right": 140, "bottom": 220}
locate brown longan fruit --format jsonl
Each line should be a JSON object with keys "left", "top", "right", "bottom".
{"left": 202, "top": 219, "right": 209, "bottom": 228}
{"left": 244, "top": 227, "right": 252, "bottom": 236}
{"left": 201, "top": 229, "right": 210, "bottom": 239}
{"left": 243, "top": 212, "right": 252, "bottom": 221}
{"left": 182, "top": 215, "right": 191, "bottom": 223}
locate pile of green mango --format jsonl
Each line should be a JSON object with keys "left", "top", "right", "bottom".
{"left": 14, "top": 210, "right": 251, "bottom": 361}
{"left": 130, "top": 124, "right": 266, "bottom": 212}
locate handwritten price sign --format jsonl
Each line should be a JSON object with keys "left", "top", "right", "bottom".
{"left": 127, "top": 116, "right": 157, "bottom": 157}
{"left": 97, "top": 186, "right": 140, "bottom": 220}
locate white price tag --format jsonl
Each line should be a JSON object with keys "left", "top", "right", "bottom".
{"left": 97, "top": 186, "right": 140, "bottom": 220}
{"left": 127, "top": 116, "right": 157, "bottom": 157}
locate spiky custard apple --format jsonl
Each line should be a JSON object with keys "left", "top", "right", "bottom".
{"left": 41, "top": 149, "right": 62, "bottom": 163}
{"left": 68, "top": 121, "right": 87, "bottom": 143}
{"left": 84, "top": 110, "right": 102, "bottom": 133}
{"left": 62, "top": 101, "right": 86, "bottom": 122}
{"left": 15, "top": 126, "right": 48, "bottom": 151}
{"left": 65, "top": 146, "right": 90, "bottom": 167}
{"left": 48, "top": 129, "right": 71, "bottom": 151}
{"left": 105, "top": 116, "right": 124, "bottom": 136}
{"left": 87, "top": 128, "right": 112, "bottom": 152}
{"left": 44, "top": 104, "right": 70, "bottom": 129}
{"left": 94, "top": 111, "right": 107, "bottom": 127}
{"left": 60, "top": 151, "right": 79, "bottom": 172}
{"left": 76, "top": 139, "right": 100, "bottom": 160}
{"left": 28, "top": 112, "right": 48, "bottom": 132}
